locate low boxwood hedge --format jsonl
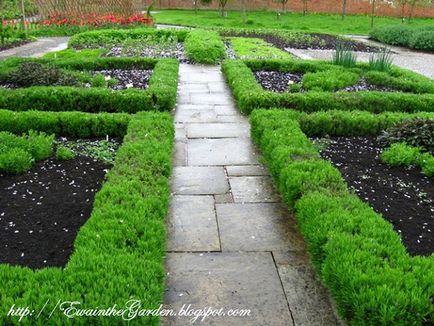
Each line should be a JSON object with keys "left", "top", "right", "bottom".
{"left": 250, "top": 109, "right": 434, "bottom": 325}
{"left": 0, "top": 109, "right": 131, "bottom": 137}
{"left": 0, "top": 111, "right": 174, "bottom": 325}
{"left": 184, "top": 29, "right": 226, "bottom": 64}
{"left": 0, "top": 58, "right": 179, "bottom": 113}
{"left": 222, "top": 59, "right": 434, "bottom": 114}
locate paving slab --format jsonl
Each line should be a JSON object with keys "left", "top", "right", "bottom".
{"left": 189, "top": 93, "right": 235, "bottom": 105}
{"left": 173, "top": 142, "right": 186, "bottom": 167}
{"left": 216, "top": 203, "right": 305, "bottom": 251}
{"left": 229, "top": 176, "right": 280, "bottom": 203}
{"left": 273, "top": 251, "right": 341, "bottom": 326}
{"left": 214, "top": 193, "right": 233, "bottom": 204}
{"left": 175, "top": 109, "right": 219, "bottom": 123}
{"left": 216, "top": 115, "right": 246, "bottom": 123}
{"left": 187, "top": 123, "right": 249, "bottom": 138}
{"left": 166, "top": 196, "right": 220, "bottom": 252}
{"left": 226, "top": 165, "right": 269, "bottom": 177}
{"left": 172, "top": 167, "right": 229, "bottom": 195}
{"left": 188, "top": 138, "right": 258, "bottom": 166}
{"left": 175, "top": 125, "right": 187, "bottom": 143}
{"left": 164, "top": 252, "right": 294, "bottom": 326}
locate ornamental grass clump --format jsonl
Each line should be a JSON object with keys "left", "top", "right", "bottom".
{"left": 369, "top": 47, "right": 393, "bottom": 72}
{"left": 333, "top": 42, "right": 357, "bottom": 68}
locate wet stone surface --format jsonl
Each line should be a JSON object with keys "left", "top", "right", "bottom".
{"left": 316, "top": 136, "right": 434, "bottom": 256}
{"left": 106, "top": 43, "right": 190, "bottom": 63}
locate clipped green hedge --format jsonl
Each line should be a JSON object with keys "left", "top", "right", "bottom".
{"left": 0, "top": 111, "right": 174, "bottom": 325}
{"left": 184, "top": 29, "right": 226, "bottom": 64}
{"left": 222, "top": 59, "right": 434, "bottom": 114}
{"left": 0, "top": 58, "right": 179, "bottom": 113}
{"left": 68, "top": 28, "right": 189, "bottom": 48}
{"left": 250, "top": 109, "right": 434, "bottom": 325}
{"left": 370, "top": 25, "right": 434, "bottom": 51}
{"left": 0, "top": 109, "right": 131, "bottom": 137}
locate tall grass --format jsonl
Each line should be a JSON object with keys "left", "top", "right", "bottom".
{"left": 333, "top": 42, "right": 357, "bottom": 68}
{"left": 369, "top": 47, "right": 393, "bottom": 72}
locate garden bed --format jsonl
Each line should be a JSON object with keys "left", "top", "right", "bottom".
{"left": 0, "top": 57, "right": 179, "bottom": 113}
{"left": 0, "top": 111, "right": 174, "bottom": 325}
{"left": 253, "top": 70, "right": 395, "bottom": 93}
{"left": 315, "top": 136, "right": 433, "bottom": 256}
{"left": 222, "top": 59, "right": 434, "bottom": 114}
{"left": 220, "top": 29, "right": 379, "bottom": 52}
{"left": 250, "top": 109, "right": 434, "bottom": 325}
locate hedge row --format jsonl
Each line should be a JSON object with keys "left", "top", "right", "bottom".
{"left": 297, "top": 110, "right": 434, "bottom": 136}
{"left": 0, "top": 58, "right": 179, "bottom": 113}
{"left": 370, "top": 25, "right": 434, "bottom": 51}
{"left": 222, "top": 59, "right": 434, "bottom": 114}
{"left": 250, "top": 109, "right": 434, "bottom": 325}
{"left": 68, "top": 28, "right": 189, "bottom": 48}
{"left": 0, "top": 111, "right": 174, "bottom": 325}
{"left": 184, "top": 29, "right": 226, "bottom": 64}
{"left": 0, "top": 109, "right": 131, "bottom": 137}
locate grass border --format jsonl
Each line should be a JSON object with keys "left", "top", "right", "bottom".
{"left": 250, "top": 109, "right": 434, "bottom": 325}
{"left": 0, "top": 111, "right": 174, "bottom": 325}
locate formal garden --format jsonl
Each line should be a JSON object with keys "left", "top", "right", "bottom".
{"left": 0, "top": 0, "right": 433, "bottom": 324}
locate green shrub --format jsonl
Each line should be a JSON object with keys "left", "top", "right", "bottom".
{"left": 380, "top": 143, "right": 421, "bottom": 167}
{"left": 0, "top": 148, "right": 33, "bottom": 174}
{"left": 250, "top": 109, "right": 434, "bottom": 325}
{"left": 6, "top": 62, "right": 79, "bottom": 87}
{"left": 56, "top": 146, "right": 76, "bottom": 160}
{"left": 333, "top": 42, "right": 357, "bottom": 68}
{"left": 302, "top": 68, "right": 359, "bottom": 91}
{"left": 184, "top": 30, "right": 226, "bottom": 64}
{"left": 409, "top": 30, "right": 434, "bottom": 51}
{"left": 378, "top": 118, "right": 434, "bottom": 154}
{"left": 370, "top": 25, "right": 434, "bottom": 51}
{"left": 26, "top": 130, "right": 54, "bottom": 161}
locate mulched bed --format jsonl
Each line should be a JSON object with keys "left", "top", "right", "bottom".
{"left": 221, "top": 31, "right": 379, "bottom": 52}
{"left": 105, "top": 43, "right": 190, "bottom": 63}
{"left": 0, "top": 138, "right": 120, "bottom": 269}
{"left": 253, "top": 70, "right": 303, "bottom": 92}
{"left": 90, "top": 69, "right": 153, "bottom": 90}
{"left": 316, "top": 136, "right": 434, "bottom": 256}
{"left": 253, "top": 70, "right": 396, "bottom": 93}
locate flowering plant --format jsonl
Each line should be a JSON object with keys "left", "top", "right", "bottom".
{"left": 41, "top": 13, "right": 154, "bottom": 27}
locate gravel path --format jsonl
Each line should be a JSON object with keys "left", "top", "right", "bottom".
{"left": 288, "top": 36, "right": 434, "bottom": 79}
{"left": 0, "top": 37, "right": 69, "bottom": 60}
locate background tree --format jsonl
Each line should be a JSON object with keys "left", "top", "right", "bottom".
{"left": 302, "top": 0, "right": 310, "bottom": 15}
{"left": 218, "top": 0, "right": 229, "bottom": 16}
{"left": 240, "top": 0, "right": 247, "bottom": 23}
{"left": 407, "top": 0, "right": 432, "bottom": 21}
{"left": 370, "top": 0, "right": 376, "bottom": 27}
{"left": 342, "top": 0, "right": 347, "bottom": 19}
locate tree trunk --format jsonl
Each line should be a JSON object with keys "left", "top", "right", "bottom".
{"left": 241, "top": 0, "right": 246, "bottom": 23}
{"left": 20, "top": 0, "right": 26, "bottom": 34}
{"left": 194, "top": 0, "right": 197, "bottom": 14}
{"left": 408, "top": 3, "right": 416, "bottom": 21}
{"left": 370, "top": 0, "right": 376, "bottom": 28}
{"left": 400, "top": 3, "right": 406, "bottom": 22}
{"left": 342, "top": 0, "right": 347, "bottom": 20}
{"left": 303, "top": 1, "right": 308, "bottom": 16}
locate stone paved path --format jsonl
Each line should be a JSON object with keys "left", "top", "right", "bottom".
{"left": 288, "top": 37, "right": 434, "bottom": 79}
{"left": 164, "top": 64, "right": 341, "bottom": 326}
{"left": 0, "top": 37, "right": 69, "bottom": 60}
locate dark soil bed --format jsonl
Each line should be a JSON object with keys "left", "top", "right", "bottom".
{"left": 221, "top": 31, "right": 379, "bottom": 52}
{"left": 0, "top": 138, "right": 119, "bottom": 269}
{"left": 91, "top": 69, "right": 153, "bottom": 90}
{"left": 315, "top": 136, "right": 434, "bottom": 256}
{"left": 254, "top": 70, "right": 396, "bottom": 93}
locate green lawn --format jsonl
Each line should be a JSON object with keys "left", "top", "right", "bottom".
{"left": 153, "top": 9, "right": 434, "bottom": 35}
